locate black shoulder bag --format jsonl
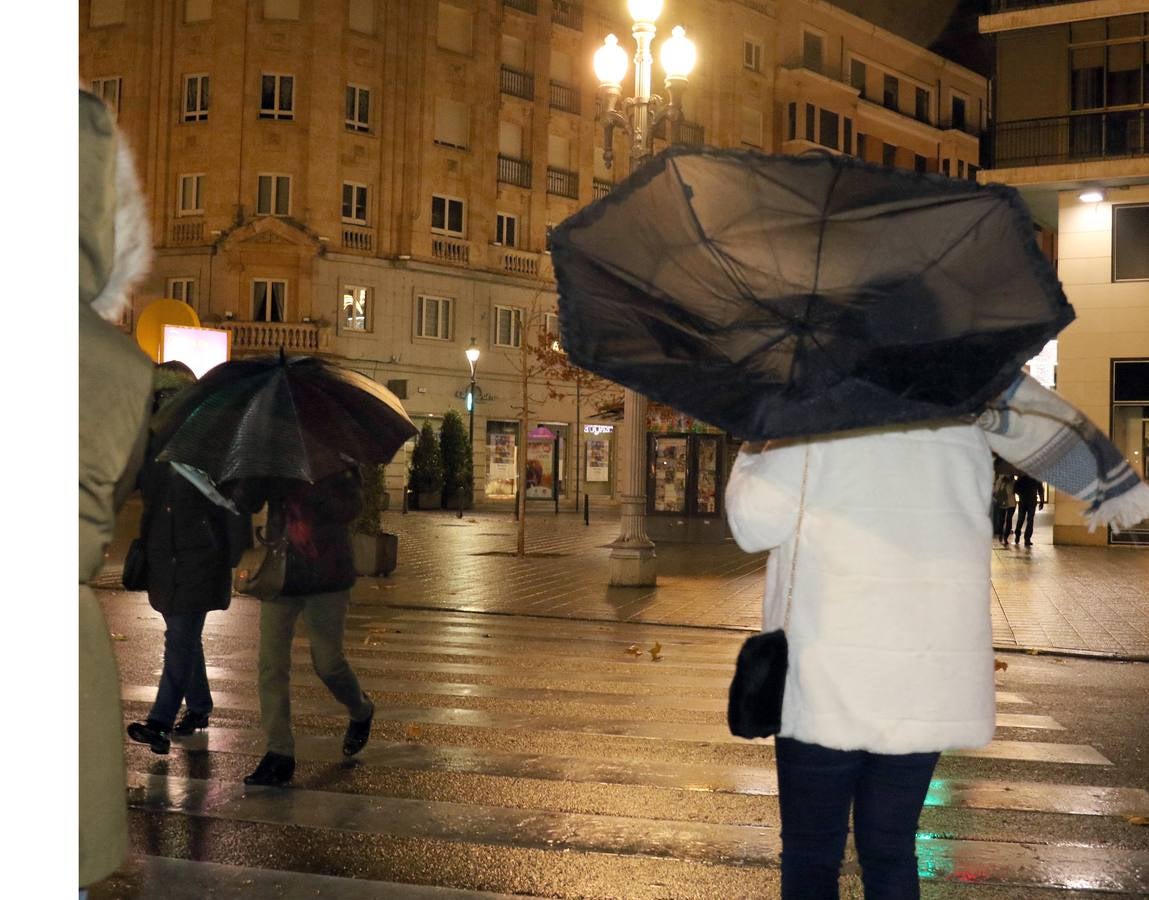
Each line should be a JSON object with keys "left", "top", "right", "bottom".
{"left": 727, "top": 448, "right": 810, "bottom": 739}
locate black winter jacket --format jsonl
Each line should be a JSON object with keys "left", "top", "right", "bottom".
{"left": 141, "top": 459, "right": 248, "bottom": 616}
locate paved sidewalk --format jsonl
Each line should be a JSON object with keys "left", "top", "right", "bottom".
{"left": 101, "top": 501, "right": 1149, "bottom": 658}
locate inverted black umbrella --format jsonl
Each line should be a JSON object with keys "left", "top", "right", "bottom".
{"left": 153, "top": 353, "right": 417, "bottom": 484}
{"left": 552, "top": 147, "right": 1075, "bottom": 440}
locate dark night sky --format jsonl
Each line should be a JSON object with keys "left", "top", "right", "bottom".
{"left": 829, "top": 0, "right": 992, "bottom": 77}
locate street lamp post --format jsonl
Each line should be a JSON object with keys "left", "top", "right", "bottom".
{"left": 465, "top": 339, "right": 480, "bottom": 449}
{"left": 593, "top": 1, "right": 696, "bottom": 587}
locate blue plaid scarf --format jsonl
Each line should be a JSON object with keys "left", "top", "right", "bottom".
{"left": 978, "top": 374, "right": 1149, "bottom": 532}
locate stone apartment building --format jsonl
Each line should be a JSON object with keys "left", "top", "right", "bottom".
{"left": 80, "top": 0, "right": 987, "bottom": 509}
{"left": 979, "top": 0, "right": 1149, "bottom": 546}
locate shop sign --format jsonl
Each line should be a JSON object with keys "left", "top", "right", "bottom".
{"left": 583, "top": 424, "right": 614, "bottom": 435}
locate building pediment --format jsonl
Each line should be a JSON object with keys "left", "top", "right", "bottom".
{"left": 222, "top": 216, "right": 324, "bottom": 254}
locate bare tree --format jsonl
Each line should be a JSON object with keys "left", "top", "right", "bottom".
{"left": 502, "top": 293, "right": 551, "bottom": 557}
{"left": 532, "top": 323, "right": 619, "bottom": 510}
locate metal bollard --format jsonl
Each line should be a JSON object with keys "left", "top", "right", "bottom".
{"left": 554, "top": 491, "right": 559, "bottom": 516}
{"left": 514, "top": 491, "right": 519, "bottom": 521}
{"left": 457, "top": 489, "right": 464, "bottom": 519}
{"left": 584, "top": 494, "right": 589, "bottom": 526}
{"left": 402, "top": 488, "right": 409, "bottom": 515}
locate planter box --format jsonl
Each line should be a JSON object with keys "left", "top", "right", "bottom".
{"left": 410, "top": 489, "right": 441, "bottom": 510}
{"left": 353, "top": 532, "right": 398, "bottom": 577}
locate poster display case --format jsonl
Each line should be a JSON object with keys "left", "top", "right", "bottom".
{"left": 646, "top": 432, "right": 730, "bottom": 542}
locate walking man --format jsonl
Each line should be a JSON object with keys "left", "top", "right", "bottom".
{"left": 1013, "top": 473, "right": 1045, "bottom": 548}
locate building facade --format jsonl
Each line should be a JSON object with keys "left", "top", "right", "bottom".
{"left": 80, "top": 0, "right": 986, "bottom": 510}
{"left": 980, "top": 0, "right": 1149, "bottom": 546}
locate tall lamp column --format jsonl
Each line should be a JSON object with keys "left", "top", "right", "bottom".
{"left": 594, "top": 1, "right": 696, "bottom": 586}
{"left": 465, "top": 340, "right": 480, "bottom": 449}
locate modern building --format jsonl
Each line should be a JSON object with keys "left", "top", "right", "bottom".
{"left": 80, "top": 0, "right": 987, "bottom": 512}
{"left": 979, "top": 0, "right": 1149, "bottom": 546}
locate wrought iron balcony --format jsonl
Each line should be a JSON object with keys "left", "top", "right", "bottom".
{"left": 553, "top": 0, "right": 582, "bottom": 31}
{"left": 993, "top": 111, "right": 1147, "bottom": 168}
{"left": 497, "top": 154, "right": 532, "bottom": 188}
{"left": 546, "top": 166, "right": 579, "bottom": 200}
{"left": 503, "top": 0, "right": 536, "bottom": 15}
{"left": 592, "top": 178, "right": 612, "bottom": 200}
{"left": 500, "top": 65, "right": 534, "bottom": 101}
{"left": 549, "top": 80, "right": 581, "bottom": 114}
{"left": 653, "top": 118, "right": 706, "bottom": 146}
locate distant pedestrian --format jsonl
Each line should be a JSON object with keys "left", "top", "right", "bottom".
{"left": 126, "top": 363, "right": 249, "bottom": 755}
{"left": 1013, "top": 474, "right": 1045, "bottom": 548}
{"left": 230, "top": 466, "right": 375, "bottom": 787}
{"left": 992, "top": 471, "right": 1017, "bottom": 545}
{"left": 79, "top": 86, "right": 154, "bottom": 892}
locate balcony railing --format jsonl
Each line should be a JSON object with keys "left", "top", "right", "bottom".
{"left": 546, "top": 166, "right": 579, "bottom": 199}
{"left": 553, "top": 0, "right": 582, "bottom": 30}
{"left": 503, "top": 0, "right": 536, "bottom": 15}
{"left": 653, "top": 118, "right": 705, "bottom": 146}
{"left": 549, "top": 80, "right": 581, "bottom": 114}
{"left": 988, "top": 0, "right": 1086, "bottom": 11}
{"left": 341, "top": 225, "right": 373, "bottom": 253}
{"left": 500, "top": 65, "right": 534, "bottom": 101}
{"left": 497, "top": 247, "right": 540, "bottom": 277}
{"left": 993, "top": 111, "right": 1147, "bottom": 168}
{"left": 432, "top": 236, "right": 470, "bottom": 264}
{"left": 220, "top": 320, "right": 321, "bottom": 353}
{"left": 592, "top": 178, "right": 612, "bottom": 200}
{"left": 497, "top": 154, "right": 532, "bottom": 188}
{"left": 171, "top": 220, "right": 204, "bottom": 244}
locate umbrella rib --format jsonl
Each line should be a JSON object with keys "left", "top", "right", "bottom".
{"left": 787, "top": 165, "right": 846, "bottom": 389}
{"left": 668, "top": 158, "right": 759, "bottom": 304}
{"left": 896, "top": 199, "right": 1002, "bottom": 289}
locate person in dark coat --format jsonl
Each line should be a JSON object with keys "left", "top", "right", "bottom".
{"left": 992, "top": 472, "right": 1017, "bottom": 545}
{"left": 127, "top": 367, "right": 249, "bottom": 754}
{"left": 1013, "top": 474, "right": 1046, "bottom": 548}
{"left": 231, "top": 466, "right": 375, "bottom": 787}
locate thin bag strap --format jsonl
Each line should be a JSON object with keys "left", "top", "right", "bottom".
{"left": 783, "top": 447, "right": 811, "bottom": 632}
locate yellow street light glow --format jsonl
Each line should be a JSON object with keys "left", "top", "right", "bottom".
{"left": 627, "top": 0, "right": 663, "bottom": 25}
{"left": 660, "top": 25, "right": 696, "bottom": 80}
{"left": 594, "top": 34, "right": 628, "bottom": 88}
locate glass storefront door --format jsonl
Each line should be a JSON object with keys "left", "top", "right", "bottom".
{"left": 1111, "top": 359, "right": 1149, "bottom": 545}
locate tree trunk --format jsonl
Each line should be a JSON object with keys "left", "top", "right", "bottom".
{"left": 516, "top": 337, "right": 529, "bottom": 557}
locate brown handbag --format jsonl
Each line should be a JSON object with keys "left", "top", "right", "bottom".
{"left": 234, "top": 525, "right": 287, "bottom": 599}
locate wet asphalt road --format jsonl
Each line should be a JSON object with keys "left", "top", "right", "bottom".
{"left": 86, "top": 576, "right": 1149, "bottom": 899}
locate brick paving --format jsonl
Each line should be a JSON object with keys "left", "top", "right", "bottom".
{"left": 354, "top": 504, "right": 1149, "bottom": 659}
{"left": 99, "top": 499, "right": 1149, "bottom": 658}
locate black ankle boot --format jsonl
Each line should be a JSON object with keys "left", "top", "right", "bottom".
{"left": 343, "top": 698, "right": 374, "bottom": 757}
{"left": 127, "top": 719, "right": 171, "bottom": 755}
{"left": 173, "top": 710, "right": 210, "bottom": 735}
{"left": 244, "top": 752, "right": 295, "bottom": 787}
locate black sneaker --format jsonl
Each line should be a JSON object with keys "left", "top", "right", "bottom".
{"left": 127, "top": 719, "right": 171, "bottom": 755}
{"left": 343, "top": 699, "right": 374, "bottom": 757}
{"left": 244, "top": 752, "right": 295, "bottom": 787}
{"left": 173, "top": 711, "right": 210, "bottom": 736}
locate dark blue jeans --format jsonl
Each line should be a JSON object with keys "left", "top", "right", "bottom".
{"left": 148, "top": 611, "right": 212, "bottom": 729}
{"left": 776, "top": 737, "right": 940, "bottom": 900}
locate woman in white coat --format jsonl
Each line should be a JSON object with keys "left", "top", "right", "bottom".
{"left": 725, "top": 422, "right": 997, "bottom": 899}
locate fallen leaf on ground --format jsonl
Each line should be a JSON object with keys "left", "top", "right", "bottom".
{"left": 625, "top": 643, "right": 642, "bottom": 656}
{"left": 1026, "top": 649, "right": 1041, "bottom": 655}
{"left": 405, "top": 724, "right": 423, "bottom": 740}
{"left": 649, "top": 641, "right": 663, "bottom": 662}
{"left": 994, "top": 660, "right": 1008, "bottom": 672}
{"left": 363, "top": 628, "right": 388, "bottom": 646}
{"left": 109, "top": 633, "right": 128, "bottom": 642}
{"left": 1126, "top": 816, "right": 1149, "bottom": 826}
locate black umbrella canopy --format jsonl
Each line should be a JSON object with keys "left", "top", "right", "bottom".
{"left": 552, "top": 147, "right": 1074, "bottom": 440}
{"left": 153, "top": 354, "right": 418, "bottom": 484}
